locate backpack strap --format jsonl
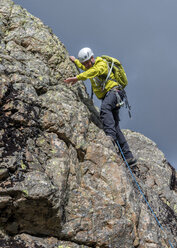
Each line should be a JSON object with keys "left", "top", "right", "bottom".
{"left": 92, "top": 60, "right": 114, "bottom": 91}
{"left": 102, "top": 60, "right": 114, "bottom": 90}
{"left": 91, "top": 86, "right": 94, "bottom": 100}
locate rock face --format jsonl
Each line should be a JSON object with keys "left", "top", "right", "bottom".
{"left": 0, "top": 1, "right": 177, "bottom": 247}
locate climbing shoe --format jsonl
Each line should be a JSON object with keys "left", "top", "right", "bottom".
{"left": 126, "top": 157, "right": 137, "bottom": 166}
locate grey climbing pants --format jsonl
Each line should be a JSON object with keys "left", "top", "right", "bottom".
{"left": 100, "top": 89, "right": 133, "bottom": 159}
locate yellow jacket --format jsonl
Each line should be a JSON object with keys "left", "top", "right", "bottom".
{"left": 75, "top": 57, "right": 118, "bottom": 99}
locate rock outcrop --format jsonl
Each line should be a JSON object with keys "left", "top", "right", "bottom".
{"left": 0, "top": 1, "right": 177, "bottom": 247}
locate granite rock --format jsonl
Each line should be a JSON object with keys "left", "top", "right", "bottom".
{"left": 0, "top": 1, "right": 176, "bottom": 247}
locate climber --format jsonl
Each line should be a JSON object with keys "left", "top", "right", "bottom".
{"left": 64, "top": 47, "right": 136, "bottom": 165}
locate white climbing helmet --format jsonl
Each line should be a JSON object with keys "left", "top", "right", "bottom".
{"left": 78, "top": 47, "right": 94, "bottom": 63}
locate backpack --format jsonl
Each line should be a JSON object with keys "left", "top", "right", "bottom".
{"left": 91, "top": 55, "right": 131, "bottom": 118}
{"left": 101, "top": 55, "right": 128, "bottom": 89}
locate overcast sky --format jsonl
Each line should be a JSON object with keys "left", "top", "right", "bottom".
{"left": 13, "top": 0, "right": 177, "bottom": 170}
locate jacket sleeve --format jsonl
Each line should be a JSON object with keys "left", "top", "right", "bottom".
{"left": 76, "top": 60, "right": 108, "bottom": 81}
{"left": 74, "top": 59, "right": 86, "bottom": 71}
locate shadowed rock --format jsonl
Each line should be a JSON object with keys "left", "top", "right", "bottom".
{"left": 0, "top": 1, "right": 176, "bottom": 247}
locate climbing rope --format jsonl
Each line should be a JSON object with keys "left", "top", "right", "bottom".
{"left": 115, "top": 140, "right": 175, "bottom": 248}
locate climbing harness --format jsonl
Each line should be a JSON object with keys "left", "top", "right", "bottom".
{"left": 115, "top": 90, "right": 124, "bottom": 108}
{"left": 110, "top": 87, "right": 132, "bottom": 118}
{"left": 115, "top": 139, "right": 175, "bottom": 248}
{"left": 110, "top": 86, "right": 125, "bottom": 108}
{"left": 122, "top": 89, "right": 132, "bottom": 118}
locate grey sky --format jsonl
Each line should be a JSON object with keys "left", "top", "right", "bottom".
{"left": 13, "top": 0, "right": 177, "bottom": 169}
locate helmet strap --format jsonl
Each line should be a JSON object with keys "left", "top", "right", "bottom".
{"left": 91, "top": 57, "right": 95, "bottom": 66}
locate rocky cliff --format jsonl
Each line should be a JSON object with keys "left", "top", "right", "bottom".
{"left": 0, "top": 1, "right": 177, "bottom": 247}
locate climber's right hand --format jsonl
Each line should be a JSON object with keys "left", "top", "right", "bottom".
{"left": 64, "top": 77, "right": 78, "bottom": 85}
{"left": 70, "top": 56, "right": 76, "bottom": 62}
